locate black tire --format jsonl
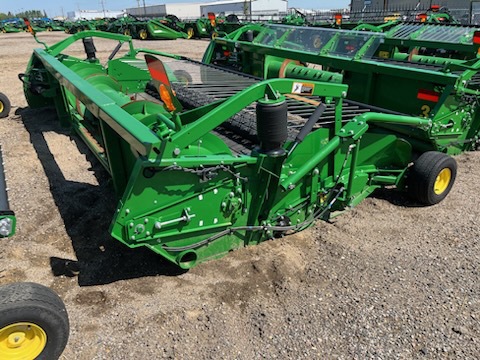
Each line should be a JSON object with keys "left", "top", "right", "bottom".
{"left": 407, "top": 151, "right": 457, "bottom": 205}
{"left": 0, "top": 282, "right": 69, "bottom": 360}
{"left": 0, "top": 92, "right": 11, "bottom": 118}
{"left": 225, "top": 14, "right": 239, "bottom": 23}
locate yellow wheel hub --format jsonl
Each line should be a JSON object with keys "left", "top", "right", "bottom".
{"left": 434, "top": 168, "right": 451, "bottom": 195}
{"left": 139, "top": 30, "right": 147, "bottom": 40}
{"left": 187, "top": 28, "right": 194, "bottom": 39}
{"left": 0, "top": 101, "right": 4, "bottom": 113}
{"left": 0, "top": 322, "right": 47, "bottom": 359}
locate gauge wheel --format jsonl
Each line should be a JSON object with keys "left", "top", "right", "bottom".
{"left": 139, "top": 28, "right": 148, "bottom": 40}
{"left": 0, "top": 92, "right": 11, "bottom": 119}
{"left": 407, "top": 151, "right": 457, "bottom": 205}
{"left": 46, "top": 27, "right": 53, "bottom": 32}
{"left": 123, "top": 28, "right": 131, "bottom": 36}
{"left": 210, "top": 31, "right": 219, "bottom": 40}
{"left": 0, "top": 282, "right": 69, "bottom": 360}
{"left": 173, "top": 70, "right": 193, "bottom": 84}
{"left": 186, "top": 27, "right": 194, "bottom": 39}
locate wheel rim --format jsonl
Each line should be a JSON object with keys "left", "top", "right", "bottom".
{"left": 0, "top": 322, "right": 47, "bottom": 360}
{"left": 0, "top": 101, "right": 4, "bottom": 113}
{"left": 187, "top": 28, "right": 194, "bottom": 39}
{"left": 211, "top": 32, "right": 218, "bottom": 39}
{"left": 139, "top": 29, "right": 147, "bottom": 40}
{"left": 434, "top": 168, "right": 451, "bottom": 195}
{"left": 124, "top": 29, "right": 131, "bottom": 36}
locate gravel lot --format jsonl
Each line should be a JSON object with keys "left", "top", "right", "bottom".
{"left": 0, "top": 31, "right": 479, "bottom": 359}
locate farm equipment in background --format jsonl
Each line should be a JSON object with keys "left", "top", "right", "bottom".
{"left": 144, "top": 17, "right": 188, "bottom": 40}
{"left": 64, "top": 19, "right": 97, "bottom": 34}
{"left": 415, "top": 5, "right": 459, "bottom": 24}
{"left": 0, "top": 19, "right": 24, "bottom": 33}
{"left": 184, "top": 17, "right": 214, "bottom": 39}
{"left": 20, "top": 20, "right": 480, "bottom": 268}
{"left": 31, "top": 18, "right": 66, "bottom": 32}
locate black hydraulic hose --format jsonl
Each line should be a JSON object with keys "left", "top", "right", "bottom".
{"left": 288, "top": 102, "right": 326, "bottom": 156}
{"left": 108, "top": 42, "right": 123, "bottom": 61}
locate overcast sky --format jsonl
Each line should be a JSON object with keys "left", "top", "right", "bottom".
{"left": 2, "top": 0, "right": 350, "bottom": 17}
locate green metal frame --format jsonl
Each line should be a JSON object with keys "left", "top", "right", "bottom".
{"left": 21, "top": 27, "right": 471, "bottom": 268}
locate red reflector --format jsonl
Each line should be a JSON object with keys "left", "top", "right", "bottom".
{"left": 223, "top": 51, "right": 230, "bottom": 57}
{"left": 431, "top": 5, "right": 440, "bottom": 11}
{"left": 208, "top": 12, "right": 215, "bottom": 20}
{"left": 473, "top": 31, "right": 480, "bottom": 44}
{"left": 417, "top": 89, "right": 440, "bottom": 102}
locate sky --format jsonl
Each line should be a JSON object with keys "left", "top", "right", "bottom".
{"left": 1, "top": 0, "right": 351, "bottom": 18}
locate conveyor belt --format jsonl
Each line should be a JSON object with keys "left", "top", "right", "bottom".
{"left": 142, "top": 58, "right": 373, "bottom": 155}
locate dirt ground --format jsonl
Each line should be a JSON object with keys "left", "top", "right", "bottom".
{"left": 0, "top": 32, "right": 479, "bottom": 359}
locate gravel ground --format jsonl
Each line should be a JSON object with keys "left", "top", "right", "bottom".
{"left": 0, "top": 31, "right": 479, "bottom": 359}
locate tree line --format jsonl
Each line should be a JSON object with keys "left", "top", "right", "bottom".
{"left": 0, "top": 10, "right": 47, "bottom": 21}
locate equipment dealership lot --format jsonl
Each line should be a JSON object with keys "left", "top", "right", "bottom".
{"left": 0, "top": 31, "right": 479, "bottom": 358}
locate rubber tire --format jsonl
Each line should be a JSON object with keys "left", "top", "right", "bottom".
{"left": 0, "top": 282, "right": 69, "bottom": 360}
{"left": 139, "top": 29, "right": 148, "bottom": 40}
{"left": 407, "top": 151, "right": 457, "bottom": 205}
{"left": 0, "top": 92, "right": 11, "bottom": 118}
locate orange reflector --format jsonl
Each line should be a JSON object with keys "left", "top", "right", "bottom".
{"left": 417, "top": 89, "right": 440, "bottom": 102}
{"left": 23, "top": 17, "right": 35, "bottom": 35}
{"left": 159, "top": 84, "right": 176, "bottom": 112}
{"left": 473, "top": 31, "right": 480, "bottom": 45}
{"left": 334, "top": 13, "right": 342, "bottom": 26}
{"left": 208, "top": 12, "right": 216, "bottom": 26}
{"left": 418, "top": 13, "right": 428, "bottom": 22}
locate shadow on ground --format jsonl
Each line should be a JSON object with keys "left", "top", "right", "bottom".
{"left": 18, "top": 107, "right": 186, "bottom": 286}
